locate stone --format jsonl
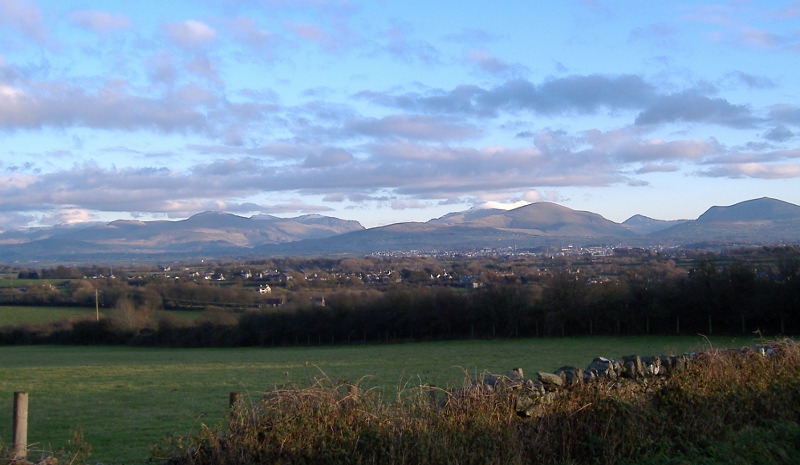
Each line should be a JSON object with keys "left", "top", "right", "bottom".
{"left": 642, "top": 355, "right": 661, "bottom": 376}
{"left": 586, "top": 356, "right": 617, "bottom": 380}
{"left": 555, "top": 365, "right": 584, "bottom": 387}
{"left": 659, "top": 354, "right": 673, "bottom": 374}
{"left": 505, "top": 367, "right": 524, "bottom": 381}
{"left": 537, "top": 371, "right": 565, "bottom": 389}
{"left": 670, "top": 354, "right": 689, "bottom": 373}
{"left": 620, "top": 355, "right": 644, "bottom": 379}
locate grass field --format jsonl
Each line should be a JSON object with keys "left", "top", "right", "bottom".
{"left": 0, "top": 306, "right": 98, "bottom": 326}
{"left": 0, "top": 336, "right": 758, "bottom": 464}
{"left": 0, "top": 306, "right": 203, "bottom": 327}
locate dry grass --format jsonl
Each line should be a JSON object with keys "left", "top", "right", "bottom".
{"left": 149, "top": 340, "right": 800, "bottom": 465}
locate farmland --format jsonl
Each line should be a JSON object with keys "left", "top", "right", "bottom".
{"left": 0, "top": 336, "right": 755, "bottom": 464}
{"left": 0, "top": 246, "right": 797, "bottom": 462}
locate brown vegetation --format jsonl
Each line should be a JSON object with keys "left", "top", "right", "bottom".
{"left": 149, "top": 340, "right": 800, "bottom": 465}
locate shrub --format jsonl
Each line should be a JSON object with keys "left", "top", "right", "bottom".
{"left": 152, "top": 340, "right": 800, "bottom": 465}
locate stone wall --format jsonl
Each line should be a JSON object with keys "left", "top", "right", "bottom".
{"left": 452, "top": 344, "right": 777, "bottom": 418}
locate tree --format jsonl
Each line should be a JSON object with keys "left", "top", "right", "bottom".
{"left": 108, "top": 296, "right": 153, "bottom": 334}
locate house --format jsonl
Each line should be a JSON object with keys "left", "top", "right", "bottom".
{"left": 258, "top": 284, "right": 272, "bottom": 294}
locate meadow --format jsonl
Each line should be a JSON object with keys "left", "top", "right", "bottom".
{"left": 0, "top": 306, "right": 97, "bottom": 326}
{"left": 0, "top": 335, "right": 754, "bottom": 464}
{"left": 0, "top": 306, "right": 204, "bottom": 328}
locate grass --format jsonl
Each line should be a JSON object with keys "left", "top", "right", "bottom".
{"left": 154, "top": 339, "right": 800, "bottom": 465}
{"left": 0, "top": 336, "right": 755, "bottom": 464}
{"left": 0, "top": 306, "right": 98, "bottom": 326}
{"left": 0, "top": 306, "right": 203, "bottom": 327}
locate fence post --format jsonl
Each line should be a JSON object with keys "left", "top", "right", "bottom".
{"left": 13, "top": 391, "right": 28, "bottom": 459}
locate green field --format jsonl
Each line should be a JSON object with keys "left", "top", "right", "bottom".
{"left": 0, "top": 306, "right": 98, "bottom": 326}
{"left": 0, "top": 306, "right": 203, "bottom": 327}
{"left": 0, "top": 336, "right": 758, "bottom": 464}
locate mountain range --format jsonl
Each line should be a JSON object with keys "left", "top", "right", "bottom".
{"left": 1, "top": 197, "right": 798, "bottom": 263}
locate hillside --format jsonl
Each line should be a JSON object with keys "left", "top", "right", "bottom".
{"left": 0, "top": 212, "right": 365, "bottom": 262}
{"left": 622, "top": 214, "right": 689, "bottom": 235}
{"left": 1, "top": 197, "right": 799, "bottom": 262}
{"left": 433, "top": 202, "right": 633, "bottom": 237}
{"left": 654, "top": 197, "right": 800, "bottom": 244}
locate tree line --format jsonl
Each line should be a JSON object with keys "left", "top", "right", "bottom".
{"left": 1, "top": 246, "right": 799, "bottom": 346}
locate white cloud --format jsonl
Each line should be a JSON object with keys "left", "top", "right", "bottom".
{"left": 165, "top": 20, "right": 217, "bottom": 48}
{"left": 41, "top": 208, "right": 96, "bottom": 226}
{"left": 479, "top": 200, "right": 530, "bottom": 210}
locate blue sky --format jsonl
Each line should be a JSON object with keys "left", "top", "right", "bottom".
{"left": 1, "top": 0, "right": 799, "bottom": 230}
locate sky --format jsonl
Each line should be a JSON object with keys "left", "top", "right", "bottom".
{"left": 1, "top": 0, "right": 799, "bottom": 231}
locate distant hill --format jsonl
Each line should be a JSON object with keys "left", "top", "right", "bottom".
{"left": 695, "top": 197, "right": 800, "bottom": 222}
{"left": 433, "top": 202, "right": 633, "bottom": 237}
{"left": 0, "top": 212, "right": 364, "bottom": 262}
{"left": 622, "top": 215, "right": 689, "bottom": 235}
{"left": 0, "top": 198, "right": 798, "bottom": 263}
{"left": 654, "top": 197, "right": 800, "bottom": 244}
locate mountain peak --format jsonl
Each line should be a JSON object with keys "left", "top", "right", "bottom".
{"left": 697, "top": 197, "right": 800, "bottom": 223}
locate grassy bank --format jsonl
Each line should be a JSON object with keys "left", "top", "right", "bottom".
{"left": 0, "top": 336, "right": 754, "bottom": 463}
{"left": 155, "top": 339, "right": 800, "bottom": 465}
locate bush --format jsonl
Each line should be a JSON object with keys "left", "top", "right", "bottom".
{"left": 152, "top": 340, "right": 800, "bottom": 465}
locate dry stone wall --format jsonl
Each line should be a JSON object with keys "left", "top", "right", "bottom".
{"left": 454, "top": 344, "right": 777, "bottom": 418}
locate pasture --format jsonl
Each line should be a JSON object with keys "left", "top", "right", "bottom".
{"left": 0, "top": 336, "right": 755, "bottom": 464}
{"left": 0, "top": 306, "right": 98, "bottom": 327}
{"left": 0, "top": 306, "right": 203, "bottom": 328}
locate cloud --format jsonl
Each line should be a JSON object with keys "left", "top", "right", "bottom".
{"left": 699, "top": 163, "right": 800, "bottom": 179}
{"left": 356, "top": 74, "right": 777, "bottom": 134}
{"left": 302, "top": 148, "right": 353, "bottom": 168}
{"left": 346, "top": 114, "right": 480, "bottom": 141}
{"left": 465, "top": 49, "right": 510, "bottom": 74}
{"left": 383, "top": 25, "right": 440, "bottom": 64}
{"left": 479, "top": 199, "right": 531, "bottom": 210}
{"left": 361, "top": 74, "right": 655, "bottom": 117}
{"left": 227, "top": 17, "right": 277, "bottom": 53}
{"left": 764, "top": 125, "right": 795, "bottom": 142}
{"left": 738, "top": 28, "right": 781, "bottom": 49}
{"left": 0, "top": 80, "right": 212, "bottom": 133}
{"left": 391, "top": 199, "right": 428, "bottom": 210}
{"left": 769, "top": 104, "right": 800, "bottom": 125}
{"left": 581, "top": 128, "right": 720, "bottom": 162}
{"left": 165, "top": 20, "right": 217, "bottom": 49}
{"left": 0, "top": 75, "right": 275, "bottom": 140}
{"left": 722, "top": 71, "right": 775, "bottom": 89}
{"left": 0, "top": 0, "right": 45, "bottom": 41}
{"left": 185, "top": 54, "right": 220, "bottom": 82}
{"left": 444, "top": 28, "right": 498, "bottom": 44}
{"left": 146, "top": 52, "right": 179, "bottom": 87}
{"left": 706, "top": 148, "right": 800, "bottom": 165}
{"left": 285, "top": 19, "right": 354, "bottom": 53}
{"left": 634, "top": 90, "right": 758, "bottom": 128}
{"left": 2, "top": 118, "right": 794, "bottom": 230}
{"left": 42, "top": 208, "right": 97, "bottom": 226}
{"left": 287, "top": 22, "right": 326, "bottom": 42}
{"left": 69, "top": 10, "right": 131, "bottom": 34}
{"left": 635, "top": 163, "right": 679, "bottom": 174}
